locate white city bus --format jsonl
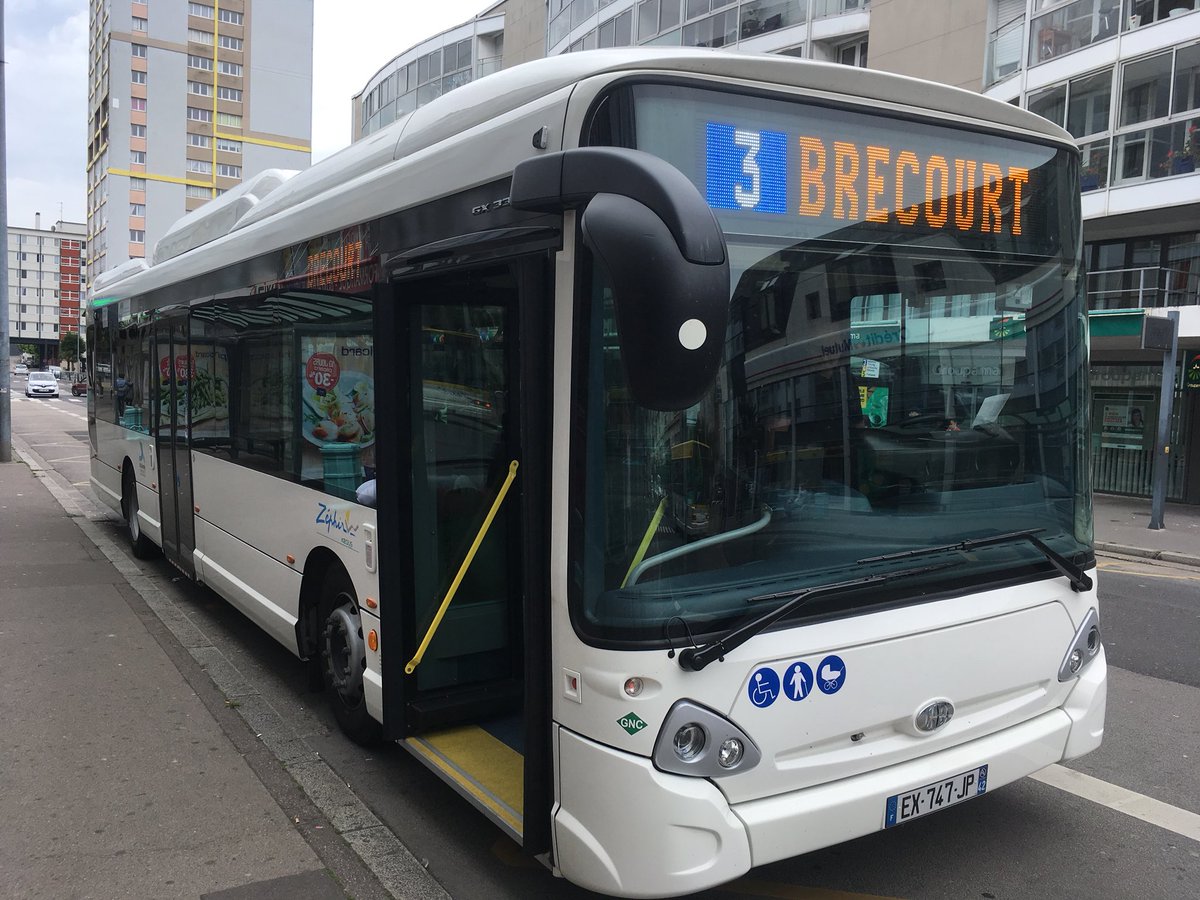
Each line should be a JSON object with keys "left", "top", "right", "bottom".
{"left": 88, "top": 50, "right": 1105, "bottom": 898}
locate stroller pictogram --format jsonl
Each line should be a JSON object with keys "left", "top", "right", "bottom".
{"left": 817, "top": 655, "right": 847, "bottom": 694}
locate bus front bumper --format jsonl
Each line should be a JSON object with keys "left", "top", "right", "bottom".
{"left": 553, "top": 651, "right": 1105, "bottom": 898}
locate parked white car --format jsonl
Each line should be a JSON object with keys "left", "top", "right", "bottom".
{"left": 25, "top": 371, "right": 59, "bottom": 398}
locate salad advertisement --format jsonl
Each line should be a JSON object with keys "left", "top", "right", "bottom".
{"left": 298, "top": 331, "right": 376, "bottom": 481}
{"left": 191, "top": 343, "right": 230, "bottom": 439}
{"left": 158, "top": 345, "right": 230, "bottom": 437}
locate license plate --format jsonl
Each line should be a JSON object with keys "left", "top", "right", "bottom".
{"left": 884, "top": 765, "right": 988, "bottom": 828}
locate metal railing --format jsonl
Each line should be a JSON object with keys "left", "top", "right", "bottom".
{"left": 1086, "top": 265, "right": 1200, "bottom": 310}
{"left": 810, "top": 0, "right": 867, "bottom": 19}
{"left": 476, "top": 55, "right": 502, "bottom": 78}
{"left": 1028, "top": 0, "right": 1122, "bottom": 66}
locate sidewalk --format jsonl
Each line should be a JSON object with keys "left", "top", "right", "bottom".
{"left": 1093, "top": 492, "right": 1200, "bottom": 566}
{"left": 0, "top": 459, "right": 356, "bottom": 900}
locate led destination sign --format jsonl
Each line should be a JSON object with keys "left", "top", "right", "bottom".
{"left": 707, "top": 124, "right": 1031, "bottom": 237}
{"left": 630, "top": 83, "right": 1069, "bottom": 258}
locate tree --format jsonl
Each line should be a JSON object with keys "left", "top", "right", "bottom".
{"left": 59, "top": 331, "right": 82, "bottom": 366}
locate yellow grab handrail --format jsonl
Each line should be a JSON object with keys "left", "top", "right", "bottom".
{"left": 405, "top": 459, "right": 519, "bottom": 675}
{"left": 621, "top": 497, "right": 666, "bottom": 588}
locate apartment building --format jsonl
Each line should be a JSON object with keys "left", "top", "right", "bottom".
{"left": 6, "top": 217, "right": 87, "bottom": 362}
{"left": 345, "top": 0, "right": 1200, "bottom": 501}
{"left": 983, "top": 0, "right": 1200, "bottom": 502}
{"left": 86, "top": 0, "right": 314, "bottom": 282}
{"left": 353, "top": 1, "right": 547, "bottom": 140}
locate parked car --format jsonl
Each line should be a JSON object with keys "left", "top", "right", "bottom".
{"left": 25, "top": 371, "right": 59, "bottom": 398}
{"left": 71, "top": 377, "right": 89, "bottom": 397}
{"left": 48, "top": 365, "right": 63, "bottom": 378}
{"left": 13, "top": 363, "right": 28, "bottom": 377}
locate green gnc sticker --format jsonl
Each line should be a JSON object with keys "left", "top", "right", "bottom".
{"left": 619, "top": 712, "right": 648, "bottom": 735}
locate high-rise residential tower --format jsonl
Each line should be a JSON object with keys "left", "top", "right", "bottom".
{"left": 6, "top": 216, "right": 86, "bottom": 364}
{"left": 85, "top": 0, "right": 314, "bottom": 282}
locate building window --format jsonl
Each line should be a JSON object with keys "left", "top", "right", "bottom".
{"left": 188, "top": 2, "right": 214, "bottom": 18}
{"left": 187, "top": 159, "right": 213, "bottom": 174}
{"left": 129, "top": 177, "right": 146, "bottom": 190}
{"left": 188, "top": 80, "right": 213, "bottom": 96}
{"left": 217, "top": 60, "right": 243, "bottom": 77}
{"left": 131, "top": 69, "right": 147, "bottom": 84}
{"left": 838, "top": 39, "right": 869, "bottom": 68}
{"left": 130, "top": 203, "right": 145, "bottom": 216}
{"left": 217, "top": 86, "right": 242, "bottom": 102}
{"left": 216, "top": 112, "right": 242, "bottom": 127}
{"left": 216, "top": 163, "right": 241, "bottom": 178}
{"left": 131, "top": 123, "right": 146, "bottom": 138}
{"left": 218, "top": 8, "right": 243, "bottom": 25}
{"left": 188, "top": 132, "right": 212, "bottom": 148}
{"left": 130, "top": 150, "right": 146, "bottom": 164}
{"left": 187, "top": 54, "right": 213, "bottom": 71}
{"left": 187, "top": 106, "right": 213, "bottom": 122}
{"left": 130, "top": 229, "right": 145, "bottom": 243}
{"left": 218, "top": 34, "right": 243, "bottom": 50}
{"left": 1121, "top": 52, "right": 1173, "bottom": 127}
{"left": 131, "top": 43, "right": 147, "bottom": 58}
{"left": 130, "top": 97, "right": 147, "bottom": 111}
{"left": 186, "top": 185, "right": 212, "bottom": 199}
{"left": 216, "top": 137, "right": 242, "bottom": 152}
{"left": 188, "top": 27, "right": 215, "bottom": 44}
{"left": 132, "top": 17, "right": 147, "bottom": 31}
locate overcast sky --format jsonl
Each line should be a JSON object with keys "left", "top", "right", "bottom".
{"left": 4, "top": 0, "right": 492, "bottom": 229}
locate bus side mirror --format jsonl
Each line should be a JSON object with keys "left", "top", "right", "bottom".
{"left": 511, "top": 148, "right": 729, "bottom": 411}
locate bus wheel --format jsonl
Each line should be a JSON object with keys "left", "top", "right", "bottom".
{"left": 321, "top": 568, "right": 381, "bottom": 745}
{"left": 122, "top": 467, "right": 156, "bottom": 559}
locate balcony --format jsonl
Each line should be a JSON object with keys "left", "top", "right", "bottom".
{"left": 1087, "top": 265, "right": 1200, "bottom": 309}
{"left": 1113, "top": 118, "right": 1200, "bottom": 184}
{"left": 476, "top": 55, "right": 502, "bottom": 78}
{"left": 810, "top": 0, "right": 867, "bottom": 18}
{"left": 1029, "top": 0, "right": 1122, "bottom": 67}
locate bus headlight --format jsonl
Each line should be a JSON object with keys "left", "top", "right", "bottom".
{"left": 718, "top": 737, "right": 744, "bottom": 768}
{"left": 673, "top": 723, "right": 706, "bottom": 761}
{"left": 654, "top": 700, "right": 760, "bottom": 777}
{"left": 1058, "top": 607, "right": 1102, "bottom": 682}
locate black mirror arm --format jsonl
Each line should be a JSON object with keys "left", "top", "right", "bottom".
{"left": 510, "top": 148, "right": 725, "bottom": 266}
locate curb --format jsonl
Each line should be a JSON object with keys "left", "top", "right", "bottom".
{"left": 12, "top": 435, "right": 451, "bottom": 900}
{"left": 1095, "top": 541, "right": 1200, "bottom": 568}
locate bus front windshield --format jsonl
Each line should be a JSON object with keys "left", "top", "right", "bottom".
{"left": 573, "top": 83, "right": 1091, "bottom": 645}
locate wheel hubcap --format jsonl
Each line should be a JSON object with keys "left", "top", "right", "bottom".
{"left": 325, "top": 599, "right": 366, "bottom": 705}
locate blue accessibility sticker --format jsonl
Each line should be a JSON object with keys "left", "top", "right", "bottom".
{"left": 817, "top": 655, "right": 847, "bottom": 694}
{"left": 748, "top": 666, "right": 780, "bottom": 708}
{"left": 782, "top": 661, "right": 815, "bottom": 701}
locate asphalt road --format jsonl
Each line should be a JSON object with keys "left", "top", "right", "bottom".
{"left": 10, "top": 392, "right": 1200, "bottom": 900}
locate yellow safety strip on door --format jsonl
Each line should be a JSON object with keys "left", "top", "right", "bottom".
{"left": 405, "top": 725, "right": 524, "bottom": 839}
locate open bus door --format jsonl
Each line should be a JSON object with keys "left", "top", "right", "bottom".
{"left": 375, "top": 256, "right": 552, "bottom": 855}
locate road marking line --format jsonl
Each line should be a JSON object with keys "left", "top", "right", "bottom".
{"left": 720, "top": 880, "right": 901, "bottom": 899}
{"left": 1030, "top": 764, "right": 1200, "bottom": 843}
{"left": 1096, "top": 561, "right": 1200, "bottom": 582}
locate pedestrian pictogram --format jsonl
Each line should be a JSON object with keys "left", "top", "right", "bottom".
{"left": 783, "top": 661, "right": 814, "bottom": 701}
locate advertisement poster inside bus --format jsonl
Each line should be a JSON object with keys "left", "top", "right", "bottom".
{"left": 297, "top": 330, "right": 376, "bottom": 486}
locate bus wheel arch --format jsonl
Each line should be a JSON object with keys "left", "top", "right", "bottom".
{"left": 121, "top": 459, "right": 156, "bottom": 559}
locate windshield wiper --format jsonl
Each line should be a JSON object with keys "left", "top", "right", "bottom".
{"left": 857, "top": 528, "right": 1092, "bottom": 593}
{"left": 677, "top": 563, "right": 952, "bottom": 672}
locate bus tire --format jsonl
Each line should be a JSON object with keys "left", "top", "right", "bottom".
{"left": 321, "top": 567, "right": 381, "bottom": 745}
{"left": 122, "top": 466, "right": 157, "bottom": 559}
